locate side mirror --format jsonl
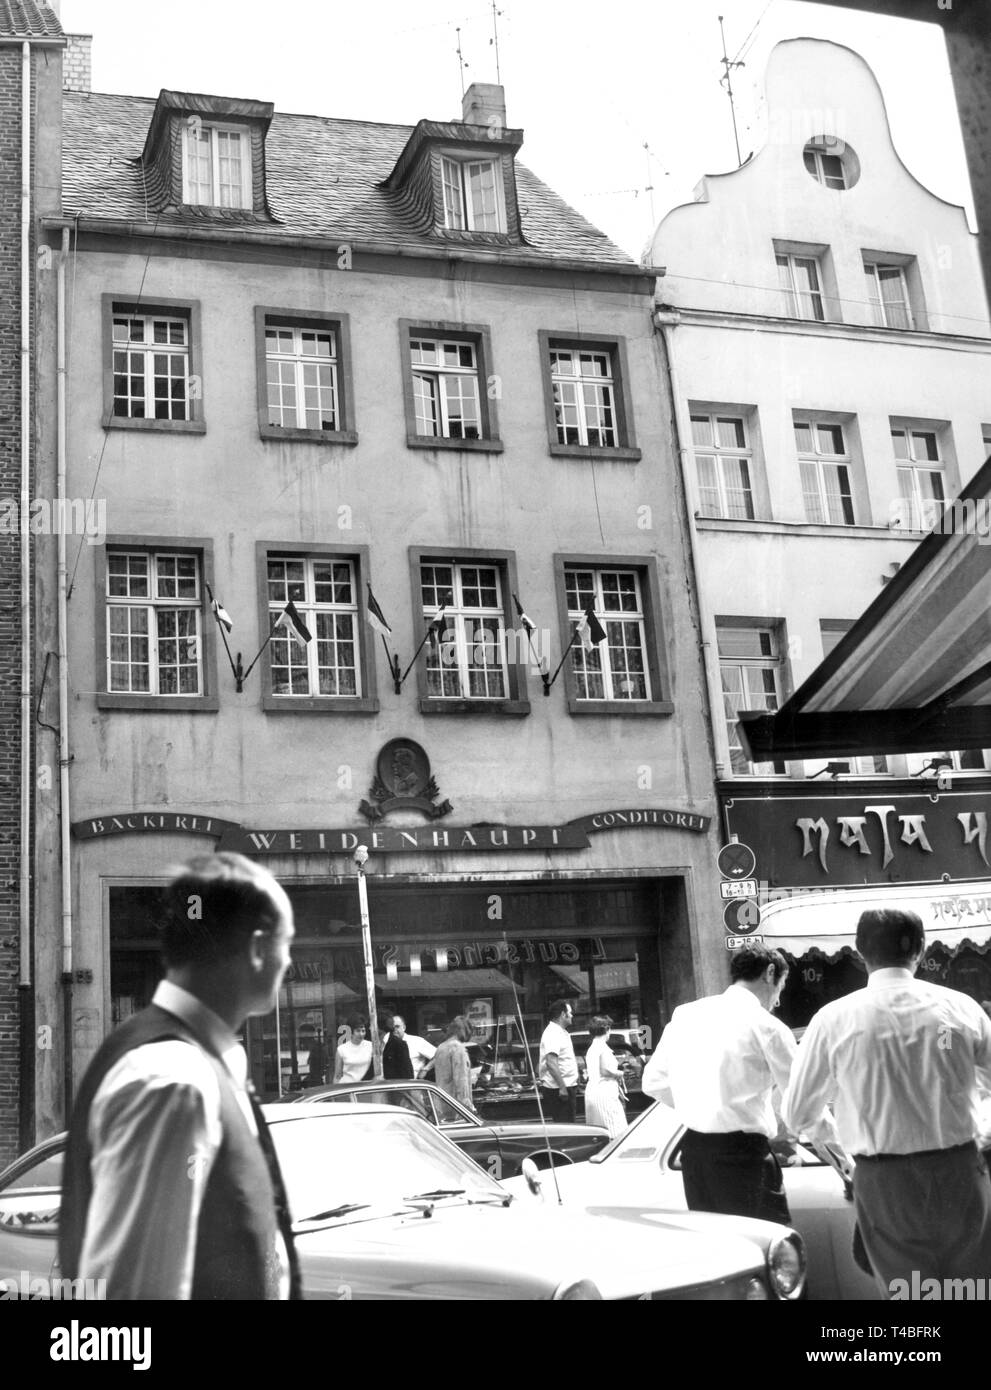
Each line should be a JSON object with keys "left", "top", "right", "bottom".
{"left": 521, "top": 1157, "right": 543, "bottom": 1198}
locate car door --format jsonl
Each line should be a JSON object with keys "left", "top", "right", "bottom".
{"left": 0, "top": 1142, "right": 63, "bottom": 1293}
{"left": 426, "top": 1091, "right": 502, "bottom": 1178}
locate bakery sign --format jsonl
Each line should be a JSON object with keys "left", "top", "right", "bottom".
{"left": 724, "top": 791, "right": 990, "bottom": 888}
{"left": 72, "top": 805, "right": 711, "bottom": 853}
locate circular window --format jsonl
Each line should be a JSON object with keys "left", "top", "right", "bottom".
{"left": 803, "top": 136, "right": 860, "bottom": 191}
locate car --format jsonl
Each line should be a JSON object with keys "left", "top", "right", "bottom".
{"left": 501, "top": 1098, "right": 880, "bottom": 1301}
{"left": 288, "top": 1078, "right": 610, "bottom": 1177}
{"left": 0, "top": 1104, "right": 807, "bottom": 1301}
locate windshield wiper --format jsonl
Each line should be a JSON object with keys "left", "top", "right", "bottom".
{"left": 298, "top": 1202, "right": 371, "bottom": 1221}
{"left": 403, "top": 1188, "right": 466, "bottom": 1201}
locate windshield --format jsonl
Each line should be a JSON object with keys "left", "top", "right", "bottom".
{"left": 592, "top": 1098, "right": 682, "bottom": 1162}
{"left": 269, "top": 1109, "right": 507, "bottom": 1221}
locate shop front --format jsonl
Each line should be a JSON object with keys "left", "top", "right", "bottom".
{"left": 721, "top": 782, "right": 991, "bottom": 1026}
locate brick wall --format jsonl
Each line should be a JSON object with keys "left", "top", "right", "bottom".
{"left": 63, "top": 33, "right": 90, "bottom": 92}
{"left": 0, "top": 45, "right": 25, "bottom": 1167}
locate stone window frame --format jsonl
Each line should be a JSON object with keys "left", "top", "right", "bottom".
{"left": 537, "top": 330, "right": 641, "bottom": 462}
{"left": 101, "top": 294, "right": 206, "bottom": 435}
{"left": 398, "top": 320, "right": 503, "bottom": 453}
{"left": 254, "top": 307, "right": 358, "bottom": 446}
{"left": 552, "top": 553, "right": 673, "bottom": 717}
{"left": 95, "top": 536, "right": 219, "bottom": 712}
{"left": 256, "top": 541, "right": 379, "bottom": 715}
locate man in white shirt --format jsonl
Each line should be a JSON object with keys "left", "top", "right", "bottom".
{"left": 59, "top": 853, "right": 300, "bottom": 1300}
{"left": 641, "top": 944, "right": 796, "bottom": 1224}
{"left": 783, "top": 908, "right": 991, "bottom": 1297}
{"left": 391, "top": 1015, "right": 437, "bottom": 1078}
{"left": 538, "top": 1000, "right": 580, "bottom": 1122}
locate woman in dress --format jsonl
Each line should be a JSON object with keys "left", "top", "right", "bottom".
{"left": 582, "top": 1015, "right": 628, "bottom": 1138}
{"left": 334, "top": 1014, "right": 373, "bottom": 1082}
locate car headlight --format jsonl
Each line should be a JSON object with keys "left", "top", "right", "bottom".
{"left": 552, "top": 1279, "right": 603, "bottom": 1300}
{"left": 767, "top": 1232, "right": 806, "bottom": 1299}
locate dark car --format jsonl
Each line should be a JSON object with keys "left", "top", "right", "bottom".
{"left": 290, "top": 1078, "right": 610, "bottom": 1178}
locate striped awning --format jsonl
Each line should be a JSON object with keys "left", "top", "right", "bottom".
{"left": 740, "top": 457, "right": 991, "bottom": 760}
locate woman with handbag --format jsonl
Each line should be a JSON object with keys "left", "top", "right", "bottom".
{"left": 583, "top": 1015, "right": 628, "bottom": 1138}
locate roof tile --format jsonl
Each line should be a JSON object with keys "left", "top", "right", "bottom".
{"left": 0, "top": 0, "right": 62, "bottom": 38}
{"left": 62, "top": 91, "right": 634, "bottom": 270}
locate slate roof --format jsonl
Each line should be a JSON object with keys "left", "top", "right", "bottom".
{"left": 0, "top": 0, "right": 62, "bottom": 37}
{"left": 62, "top": 90, "right": 636, "bottom": 270}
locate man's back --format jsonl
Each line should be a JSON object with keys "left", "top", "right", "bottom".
{"left": 792, "top": 972, "right": 991, "bottom": 1154}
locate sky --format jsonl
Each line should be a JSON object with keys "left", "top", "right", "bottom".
{"left": 57, "top": 0, "right": 972, "bottom": 260}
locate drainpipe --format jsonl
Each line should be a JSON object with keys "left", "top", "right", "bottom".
{"left": 57, "top": 226, "right": 73, "bottom": 1114}
{"left": 19, "top": 37, "right": 32, "bottom": 1078}
{"left": 654, "top": 309, "right": 727, "bottom": 779}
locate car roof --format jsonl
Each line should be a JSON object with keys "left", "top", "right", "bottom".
{"left": 263, "top": 1102, "right": 410, "bottom": 1125}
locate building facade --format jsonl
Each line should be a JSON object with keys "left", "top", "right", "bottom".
{"left": 646, "top": 38, "right": 991, "bottom": 1021}
{"left": 27, "top": 66, "right": 726, "bottom": 1135}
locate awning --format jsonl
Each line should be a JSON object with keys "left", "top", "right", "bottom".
{"left": 740, "top": 457, "right": 991, "bottom": 760}
{"left": 759, "top": 880, "right": 991, "bottom": 962}
{"left": 373, "top": 967, "right": 515, "bottom": 997}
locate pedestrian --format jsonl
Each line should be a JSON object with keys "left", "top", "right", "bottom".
{"left": 641, "top": 943, "right": 797, "bottom": 1224}
{"left": 59, "top": 852, "right": 302, "bottom": 1300}
{"left": 433, "top": 1016, "right": 475, "bottom": 1109}
{"left": 537, "top": 1000, "right": 579, "bottom": 1122}
{"left": 782, "top": 908, "right": 991, "bottom": 1298}
{"left": 305, "top": 1031, "right": 326, "bottom": 1087}
{"left": 333, "top": 1014, "right": 373, "bottom": 1082}
{"left": 379, "top": 1011, "right": 414, "bottom": 1080}
{"left": 582, "top": 1014, "right": 628, "bottom": 1138}
{"left": 391, "top": 1014, "right": 437, "bottom": 1079}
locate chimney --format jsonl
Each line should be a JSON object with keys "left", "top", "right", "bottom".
{"left": 461, "top": 82, "right": 507, "bottom": 132}
{"left": 63, "top": 33, "right": 92, "bottom": 92}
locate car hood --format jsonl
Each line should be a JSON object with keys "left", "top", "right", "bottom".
{"left": 293, "top": 1198, "right": 768, "bottom": 1300}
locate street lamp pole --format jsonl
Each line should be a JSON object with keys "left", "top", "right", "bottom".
{"left": 354, "top": 845, "right": 383, "bottom": 1080}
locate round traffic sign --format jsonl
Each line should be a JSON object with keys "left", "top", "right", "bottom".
{"left": 717, "top": 841, "right": 756, "bottom": 879}
{"left": 723, "top": 899, "right": 762, "bottom": 934}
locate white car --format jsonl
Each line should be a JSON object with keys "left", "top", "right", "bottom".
{"left": 502, "top": 1100, "right": 881, "bottom": 1301}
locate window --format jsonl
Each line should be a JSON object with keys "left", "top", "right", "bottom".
{"left": 802, "top": 137, "right": 859, "bottom": 190}
{"left": 258, "top": 547, "right": 378, "bottom": 713}
{"left": 399, "top": 322, "right": 501, "bottom": 452}
{"left": 255, "top": 310, "right": 357, "bottom": 444}
{"left": 983, "top": 425, "right": 991, "bottom": 461}
{"left": 554, "top": 557, "right": 671, "bottom": 716}
{"left": 864, "top": 261, "right": 913, "bottom": 330}
{"left": 97, "top": 542, "right": 218, "bottom": 711}
{"left": 690, "top": 413, "right": 755, "bottom": 519}
{"left": 795, "top": 420, "right": 855, "bottom": 525}
{"left": 565, "top": 568, "right": 650, "bottom": 702}
{"left": 803, "top": 143, "right": 846, "bottom": 190}
{"left": 420, "top": 561, "right": 508, "bottom": 700}
{"left": 776, "top": 253, "right": 825, "bottom": 321}
{"left": 183, "top": 123, "right": 252, "bottom": 208}
{"left": 412, "top": 339, "right": 481, "bottom": 440}
{"left": 440, "top": 156, "right": 505, "bottom": 232}
{"left": 408, "top": 547, "right": 528, "bottom": 715}
{"left": 892, "top": 426, "right": 945, "bottom": 530}
{"left": 538, "top": 332, "right": 640, "bottom": 460}
{"left": 717, "top": 625, "right": 786, "bottom": 776}
{"left": 813, "top": 622, "right": 887, "bottom": 775}
{"left": 103, "top": 297, "right": 204, "bottom": 434}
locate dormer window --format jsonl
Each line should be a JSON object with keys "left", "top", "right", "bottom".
{"left": 183, "top": 123, "right": 252, "bottom": 208}
{"left": 441, "top": 156, "right": 505, "bottom": 232}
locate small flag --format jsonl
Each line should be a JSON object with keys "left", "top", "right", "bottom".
{"left": 211, "top": 597, "right": 233, "bottom": 634}
{"left": 426, "top": 601, "right": 448, "bottom": 651}
{"left": 275, "top": 598, "right": 312, "bottom": 648}
{"left": 512, "top": 592, "right": 535, "bottom": 635}
{"left": 576, "top": 602, "right": 607, "bottom": 651}
{"left": 366, "top": 586, "right": 392, "bottom": 637}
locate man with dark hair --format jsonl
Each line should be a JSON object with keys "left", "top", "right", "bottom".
{"left": 784, "top": 907, "right": 991, "bottom": 1298}
{"left": 641, "top": 944, "right": 797, "bottom": 1223}
{"left": 59, "top": 853, "right": 301, "bottom": 1300}
{"left": 379, "top": 1011, "right": 414, "bottom": 1081}
{"left": 537, "top": 1000, "right": 579, "bottom": 1122}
